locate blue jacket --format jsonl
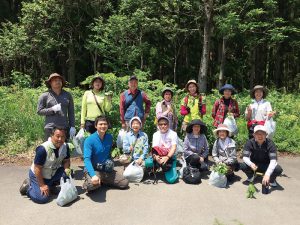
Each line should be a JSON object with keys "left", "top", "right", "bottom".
{"left": 84, "top": 131, "right": 113, "bottom": 177}
{"left": 123, "top": 130, "right": 149, "bottom": 160}
{"left": 124, "top": 90, "right": 144, "bottom": 121}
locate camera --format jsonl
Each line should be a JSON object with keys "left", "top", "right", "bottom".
{"left": 96, "top": 159, "right": 114, "bottom": 173}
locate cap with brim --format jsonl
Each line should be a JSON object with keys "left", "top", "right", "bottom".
{"left": 219, "top": 84, "right": 236, "bottom": 95}
{"left": 213, "top": 124, "right": 232, "bottom": 137}
{"left": 186, "top": 119, "right": 207, "bottom": 134}
{"left": 45, "top": 73, "right": 66, "bottom": 88}
{"left": 250, "top": 85, "right": 268, "bottom": 99}
{"left": 90, "top": 76, "right": 105, "bottom": 90}
{"left": 129, "top": 116, "right": 142, "bottom": 129}
{"left": 161, "top": 87, "right": 174, "bottom": 98}
{"left": 254, "top": 125, "right": 268, "bottom": 134}
{"left": 185, "top": 80, "right": 199, "bottom": 93}
{"left": 129, "top": 75, "right": 138, "bottom": 82}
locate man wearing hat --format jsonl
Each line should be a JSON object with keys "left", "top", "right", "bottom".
{"left": 155, "top": 87, "right": 178, "bottom": 131}
{"left": 119, "top": 75, "right": 151, "bottom": 131}
{"left": 37, "top": 73, "right": 75, "bottom": 140}
{"left": 245, "top": 85, "right": 275, "bottom": 139}
{"left": 212, "top": 84, "right": 240, "bottom": 128}
{"left": 240, "top": 125, "right": 283, "bottom": 188}
{"left": 180, "top": 80, "right": 206, "bottom": 132}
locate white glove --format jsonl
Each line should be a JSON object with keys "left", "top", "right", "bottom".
{"left": 51, "top": 103, "right": 61, "bottom": 112}
{"left": 69, "top": 127, "right": 76, "bottom": 138}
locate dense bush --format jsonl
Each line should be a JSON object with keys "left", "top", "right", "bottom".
{"left": 0, "top": 72, "right": 299, "bottom": 155}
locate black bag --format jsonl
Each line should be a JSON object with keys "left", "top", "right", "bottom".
{"left": 183, "top": 166, "right": 202, "bottom": 184}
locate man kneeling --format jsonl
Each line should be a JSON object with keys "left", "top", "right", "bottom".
{"left": 83, "top": 116, "right": 129, "bottom": 192}
{"left": 19, "top": 127, "right": 71, "bottom": 204}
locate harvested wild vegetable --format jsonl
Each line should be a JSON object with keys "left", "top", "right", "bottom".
{"left": 247, "top": 183, "right": 256, "bottom": 198}
{"left": 211, "top": 163, "right": 228, "bottom": 175}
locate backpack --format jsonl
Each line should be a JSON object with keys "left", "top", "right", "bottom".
{"left": 183, "top": 166, "right": 202, "bottom": 184}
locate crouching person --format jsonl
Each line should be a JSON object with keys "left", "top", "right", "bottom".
{"left": 83, "top": 116, "right": 129, "bottom": 192}
{"left": 212, "top": 124, "right": 239, "bottom": 182}
{"left": 240, "top": 125, "right": 283, "bottom": 188}
{"left": 19, "top": 127, "right": 71, "bottom": 204}
{"left": 152, "top": 116, "right": 178, "bottom": 175}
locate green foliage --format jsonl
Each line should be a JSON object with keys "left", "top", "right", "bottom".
{"left": 247, "top": 183, "right": 256, "bottom": 198}
{"left": 11, "top": 70, "right": 32, "bottom": 88}
{"left": 211, "top": 163, "right": 228, "bottom": 175}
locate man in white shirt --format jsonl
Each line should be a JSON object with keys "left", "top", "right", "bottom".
{"left": 152, "top": 116, "right": 178, "bottom": 172}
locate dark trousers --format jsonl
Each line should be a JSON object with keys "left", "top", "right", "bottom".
{"left": 84, "top": 120, "right": 97, "bottom": 134}
{"left": 186, "top": 154, "right": 208, "bottom": 170}
{"left": 240, "top": 162, "right": 283, "bottom": 183}
{"left": 27, "top": 167, "right": 67, "bottom": 204}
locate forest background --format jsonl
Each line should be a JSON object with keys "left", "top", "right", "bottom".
{"left": 0, "top": 0, "right": 299, "bottom": 155}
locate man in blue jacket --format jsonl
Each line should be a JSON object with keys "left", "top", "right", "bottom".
{"left": 83, "top": 116, "right": 129, "bottom": 192}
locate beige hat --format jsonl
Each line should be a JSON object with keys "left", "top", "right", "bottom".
{"left": 213, "top": 124, "right": 232, "bottom": 137}
{"left": 253, "top": 125, "right": 268, "bottom": 134}
{"left": 250, "top": 85, "right": 268, "bottom": 99}
{"left": 45, "top": 73, "right": 66, "bottom": 88}
{"left": 185, "top": 79, "right": 199, "bottom": 93}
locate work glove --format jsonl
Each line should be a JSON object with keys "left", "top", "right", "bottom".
{"left": 51, "top": 103, "right": 61, "bottom": 112}
{"left": 69, "top": 127, "right": 76, "bottom": 138}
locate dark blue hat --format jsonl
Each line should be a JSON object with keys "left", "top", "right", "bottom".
{"left": 219, "top": 84, "right": 236, "bottom": 95}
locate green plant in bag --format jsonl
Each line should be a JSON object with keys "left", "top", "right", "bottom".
{"left": 212, "top": 163, "right": 228, "bottom": 175}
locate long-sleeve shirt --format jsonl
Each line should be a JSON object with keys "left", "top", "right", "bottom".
{"left": 243, "top": 138, "right": 278, "bottom": 176}
{"left": 123, "top": 130, "right": 149, "bottom": 160}
{"left": 212, "top": 137, "right": 237, "bottom": 164}
{"left": 80, "top": 90, "right": 112, "bottom": 125}
{"left": 245, "top": 99, "right": 272, "bottom": 121}
{"left": 155, "top": 100, "right": 178, "bottom": 130}
{"left": 84, "top": 132, "right": 113, "bottom": 177}
{"left": 211, "top": 97, "right": 240, "bottom": 127}
{"left": 119, "top": 89, "right": 151, "bottom": 123}
{"left": 183, "top": 133, "right": 209, "bottom": 159}
{"left": 37, "top": 89, "right": 75, "bottom": 129}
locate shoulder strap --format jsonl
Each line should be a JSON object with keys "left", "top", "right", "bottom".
{"left": 125, "top": 90, "right": 141, "bottom": 111}
{"left": 92, "top": 91, "right": 104, "bottom": 115}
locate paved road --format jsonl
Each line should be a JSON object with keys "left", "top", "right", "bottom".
{"left": 1, "top": 156, "right": 299, "bottom": 225}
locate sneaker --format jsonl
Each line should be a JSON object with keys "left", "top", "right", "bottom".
{"left": 270, "top": 181, "right": 278, "bottom": 187}
{"left": 19, "top": 178, "right": 30, "bottom": 195}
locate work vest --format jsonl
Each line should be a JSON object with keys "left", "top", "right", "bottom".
{"left": 31, "top": 140, "right": 68, "bottom": 179}
{"left": 124, "top": 90, "right": 144, "bottom": 121}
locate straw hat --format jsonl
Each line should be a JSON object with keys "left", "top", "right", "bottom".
{"left": 250, "top": 85, "right": 268, "bottom": 99}
{"left": 185, "top": 80, "right": 199, "bottom": 93}
{"left": 213, "top": 124, "right": 232, "bottom": 137}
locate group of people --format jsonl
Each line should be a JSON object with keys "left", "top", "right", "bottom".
{"left": 19, "top": 73, "right": 283, "bottom": 204}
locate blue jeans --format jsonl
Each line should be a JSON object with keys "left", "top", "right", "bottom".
{"left": 27, "top": 167, "right": 66, "bottom": 204}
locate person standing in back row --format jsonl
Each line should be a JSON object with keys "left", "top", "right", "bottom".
{"left": 119, "top": 76, "right": 151, "bottom": 131}
{"left": 37, "top": 73, "right": 75, "bottom": 141}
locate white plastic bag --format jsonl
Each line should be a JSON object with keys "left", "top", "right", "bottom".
{"left": 123, "top": 161, "right": 144, "bottom": 183}
{"left": 72, "top": 128, "right": 85, "bottom": 155}
{"left": 117, "top": 129, "right": 127, "bottom": 149}
{"left": 176, "top": 138, "right": 184, "bottom": 154}
{"left": 56, "top": 176, "right": 78, "bottom": 206}
{"left": 224, "top": 115, "right": 238, "bottom": 136}
{"left": 208, "top": 171, "right": 227, "bottom": 188}
{"left": 179, "top": 156, "right": 187, "bottom": 179}
{"left": 264, "top": 118, "right": 276, "bottom": 139}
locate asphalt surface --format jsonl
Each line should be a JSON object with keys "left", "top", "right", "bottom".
{"left": 1, "top": 156, "right": 299, "bottom": 225}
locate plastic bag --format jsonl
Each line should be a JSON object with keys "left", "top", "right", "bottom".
{"left": 264, "top": 118, "right": 276, "bottom": 139}
{"left": 179, "top": 156, "right": 187, "bottom": 179}
{"left": 176, "top": 138, "right": 184, "bottom": 154}
{"left": 208, "top": 171, "right": 227, "bottom": 188}
{"left": 56, "top": 176, "right": 78, "bottom": 206}
{"left": 72, "top": 128, "right": 85, "bottom": 155}
{"left": 224, "top": 115, "right": 238, "bottom": 136}
{"left": 123, "top": 161, "right": 144, "bottom": 183}
{"left": 117, "top": 129, "right": 127, "bottom": 149}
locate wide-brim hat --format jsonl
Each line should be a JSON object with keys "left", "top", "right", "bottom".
{"left": 90, "top": 76, "right": 105, "bottom": 90}
{"left": 186, "top": 119, "right": 207, "bottom": 134}
{"left": 213, "top": 124, "right": 232, "bottom": 137}
{"left": 254, "top": 125, "right": 268, "bottom": 135}
{"left": 219, "top": 84, "right": 236, "bottom": 95}
{"left": 129, "top": 116, "right": 142, "bottom": 129}
{"left": 185, "top": 80, "right": 199, "bottom": 93}
{"left": 161, "top": 87, "right": 174, "bottom": 98}
{"left": 250, "top": 85, "right": 268, "bottom": 99}
{"left": 45, "top": 73, "right": 66, "bottom": 88}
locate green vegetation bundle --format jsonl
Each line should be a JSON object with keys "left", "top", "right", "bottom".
{"left": 211, "top": 163, "right": 228, "bottom": 175}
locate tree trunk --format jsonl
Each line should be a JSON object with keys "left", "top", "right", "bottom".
{"left": 249, "top": 48, "right": 256, "bottom": 89}
{"left": 67, "top": 41, "right": 76, "bottom": 87}
{"left": 218, "top": 37, "right": 226, "bottom": 89}
{"left": 173, "top": 46, "right": 177, "bottom": 84}
{"left": 198, "top": 0, "right": 213, "bottom": 92}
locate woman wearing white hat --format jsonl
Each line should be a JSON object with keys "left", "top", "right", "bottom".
{"left": 212, "top": 124, "right": 239, "bottom": 181}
